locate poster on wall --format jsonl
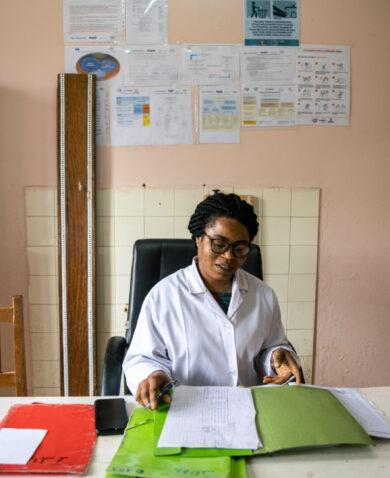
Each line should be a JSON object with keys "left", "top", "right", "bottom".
{"left": 242, "top": 84, "right": 296, "bottom": 127}
{"left": 244, "top": 0, "right": 300, "bottom": 46}
{"left": 241, "top": 46, "right": 297, "bottom": 127}
{"left": 296, "top": 45, "right": 350, "bottom": 125}
{"left": 151, "top": 87, "right": 193, "bottom": 145}
{"left": 110, "top": 87, "right": 152, "bottom": 146}
{"left": 63, "top": 0, "right": 123, "bottom": 43}
{"left": 65, "top": 46, "right": 124, "bottom": 83}
{"left": 125, "top": 0, "right": 168, "bottom": 45}
{"left": 123, "top": 46, "right": 180, "bottom": 86}
{"left": 180, "top": 45, "right": 240, "bottom": 85}
{"left": 199, "top": 87, "right": 240, "bottom": 144}
{"left": 65, "top": 46, "right": 124, "bottom": 145}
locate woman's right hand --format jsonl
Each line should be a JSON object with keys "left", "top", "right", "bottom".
{"left": 135, "top": 370, "right": 172, "bottom": 410}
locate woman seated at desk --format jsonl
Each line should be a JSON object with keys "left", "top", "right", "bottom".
{"left": 123, "top": 192, "right": 301, "bottom": 410}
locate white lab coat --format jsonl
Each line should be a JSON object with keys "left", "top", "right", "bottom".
{"left": 123, "top": 258, "right": 299, "bottom": 395}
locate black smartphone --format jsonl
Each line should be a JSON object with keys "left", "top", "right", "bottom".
{"left": 94, "top": 398, "right": 129, "bottom": 435}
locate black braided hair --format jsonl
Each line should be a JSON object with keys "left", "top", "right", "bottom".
{"left": 188, "top": 192, "right": 259, "bottom": 242}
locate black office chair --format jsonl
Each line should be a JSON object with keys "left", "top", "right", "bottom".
{"left": 100, "top": 238, "right": 302, "bottom": 395}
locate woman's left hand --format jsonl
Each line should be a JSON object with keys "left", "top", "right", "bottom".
{"left": 262, "top": 348, "right": 301, "bottom": 385}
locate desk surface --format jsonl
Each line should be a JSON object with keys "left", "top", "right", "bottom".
{"left": 0, "top": 387, "right": 389, "bottom": 477}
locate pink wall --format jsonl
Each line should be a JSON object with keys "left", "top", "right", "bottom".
{"left": 1, "top": 0, "right": 389, "bottom": 389}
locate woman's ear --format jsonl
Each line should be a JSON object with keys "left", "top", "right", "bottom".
{"left": 195, "top": 236, "right": 201, "bottom": 248}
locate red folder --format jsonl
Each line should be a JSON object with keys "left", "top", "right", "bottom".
{"left": 0, "top": 403, "right": 96, "bottom": 474}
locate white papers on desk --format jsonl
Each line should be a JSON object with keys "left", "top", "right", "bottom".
{"left": 63, "top": 0, "right": 123, "bottom": 43}
{"left": 125, "top": 0, "right": 168, "bottom": 45}
{"left": 0, "top": 428, "right": 47, "bottom": 465}
{"left": 158, "top": 386, "right": 261, "bottom": 450}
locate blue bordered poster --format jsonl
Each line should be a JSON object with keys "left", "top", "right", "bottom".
{"left": 244, "top": 0, "right": 300, "bottom": 46}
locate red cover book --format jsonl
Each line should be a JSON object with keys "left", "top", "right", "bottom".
{"left": 0, "top": 403, "right": 96, "bottom": 474}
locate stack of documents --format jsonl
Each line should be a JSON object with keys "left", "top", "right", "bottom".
{"left": 107, "top": 384, "right": 390, "bottom": 478}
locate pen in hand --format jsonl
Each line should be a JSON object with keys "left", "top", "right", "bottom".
{"left": 145, "top": 380, "right": 177, "bottom": 409}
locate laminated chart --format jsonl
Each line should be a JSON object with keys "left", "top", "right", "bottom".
{"left": 297, "top": 45, "right": 350, "bottom": 125}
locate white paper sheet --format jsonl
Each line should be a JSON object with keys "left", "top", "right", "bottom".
{"left": 96, "top": 86, "right": 108, "bottom": 146}
{"left": 199, "top": 87, "right": 240, "bottom": 144}
{"left": 124, "top": 46, "right": 180, "bottom": 86}
{"left": 158, "top": 386, "right": 261, "bottom": 449}
{"left": 0, "top": 428, "right": 47, "bottom": 465}
{"left": 110, "top": 87, "right": 152, "bottom": 145}
{"left": 242, "top": 84, "right": 296, "bottom": 127}
{"left": 240, "top": 46, "right": 297, "bottom": 84}
{"left": 293, "top": 384, "right": 390, "bottom": 439}
{"left": 180, "top": 45, "right": 240, "bottom": 85}
{"left": 296, "top": 45, "right": 350, "bottom": 125}
{"left": 125, "top": 0, "right": 168, "bottom": 45}
{"left": 151, "top": 87, "right": 193, "bottom": 145}
{"left": 63, "top": 0, "right": 123, "bottom": 43}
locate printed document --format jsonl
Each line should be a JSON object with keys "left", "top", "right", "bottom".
{"left": 297, "top": 45, "right": 350, "bottom": 125}
{"left": 158, "top": 386, "right": 261, "bottom": 449}
{"left": 124, "top": 46, "right": 180, "bottom": 86}
{"left": 110, "top": 87, "right": 152, "bottom": 146}
{"left": 241, "top": 47, "right": 297, "bottom": 127}
{"left": 199, "top": 87, "right": 240, "bottom": 143}
{"left": 63, "top": 0, "right": 123, "bottom": 43}
{"left": 125, "top": 0, "right": 168, "bottom": 45}
{"left": 180, "top": 45, "right": 240, "bottom": 85}
{"left": 151, "top": 87, "right": 193, "bottom": 145}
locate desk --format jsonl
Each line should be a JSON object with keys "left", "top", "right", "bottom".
{"left": 0, "top": 387, "right": 389, "bottom": 477}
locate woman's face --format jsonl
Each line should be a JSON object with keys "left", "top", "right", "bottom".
{"left": 195, "top": 217, "right": 250, "bottom": 291}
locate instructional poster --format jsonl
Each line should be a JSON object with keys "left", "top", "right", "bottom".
{"left": 151, "top": 87, "right": 193, "bottom": 145}
{"left": 110, "top": 87, "right": 152, "bottom": 145}
{"left": 124, "top": 46, "right": 180, "bottom": 86}
{"left": 199, "top": 87, "right": 240, "bottom": 144}
{"left": 181, "top": 45, "right": 240, "bottom": 85}
{"left": 297, "top": 45, "right": 350, "bottom": 125}
{"left": 125, "top": 0, "right": 168, "bottom": 45}
{"left": 242, "top": 85, "right": 296, "bottom": 127}
{"left": 241, "top": 47, "right": 297, "bottom": 127}
{"left": 63, "top": 0, "right": 123, "bottom": 43}
{"left": 244, "top": 0, "right": 300, "bottom": 46}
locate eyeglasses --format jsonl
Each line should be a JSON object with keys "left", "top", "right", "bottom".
{"left": 204, "top": 234, "right": 252, "bottom": 258}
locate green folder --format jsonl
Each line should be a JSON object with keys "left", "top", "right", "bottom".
{"left": 105, "top": 407, "right": 247, "bottom": 478}
{"left": 154, "top": 385, "right": 374, "bottom": 457}
{"left": 251, "top": 386, "right": 374, "bottom": 455}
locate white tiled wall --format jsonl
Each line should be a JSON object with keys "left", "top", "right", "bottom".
{"left": 25, "top": 188, "right": 61, "bottom": 396}
{"left": 26, "top": 186, "right": 319, "bottom": 394}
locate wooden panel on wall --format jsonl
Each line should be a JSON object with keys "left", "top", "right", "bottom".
{"left": 57, "top": 73, "right": 96, "bottom": 396}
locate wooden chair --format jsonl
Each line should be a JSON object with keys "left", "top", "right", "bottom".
{"left": 0, "top": 295, "right": 26, "bottom": 396}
